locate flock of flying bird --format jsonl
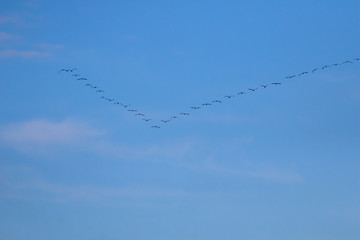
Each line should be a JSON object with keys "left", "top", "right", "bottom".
{"left": 59, "top": 58, "right": 359, "bottom": 128}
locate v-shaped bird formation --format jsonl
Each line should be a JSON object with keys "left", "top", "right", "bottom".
{"left": 59, "top": 58, "right": 359, "bottom": 128}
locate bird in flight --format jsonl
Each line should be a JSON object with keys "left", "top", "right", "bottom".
{"left": 343, "top": 60, "right": 352, "bottom": 64}
{"left": 142, "top": 119, "right": 151, "bottom": 122}
{"left": 237, "top": 91, "right": 245, "bottom": 95}
{"left": 286, "top": 75, "right": 296, "bottom": 79}
{"left": 161, "top": 120, "right": 171, "bottom": 123}
{"left": 322, "top": 65, "right": 330, "bottom": 69}
{"left": 100, "top": 96, "right": 113, "bottom": 101}
{"left": 72, "top": 74, "right": 80, "bottom": 77}
{"left": 114, "top": 102, "right": 121, "bottom": 105}
{"left": 180, "top": 113, "right": 190, "bottom": 115}
{"left": 212, "top": 100, "right": 222, "bottom": 103}
{"left": 260, "top": 84, "right": 269, "bottom": 88}
{"left": 59, "top": 68, "right": 76, "bottom": 73}
{"left": 225, "top": 95, "right": 235, "bottom": 98}
{"left": 298, "top": 72, "right": 308, "bottom": 76}
{"left": 135, "top": 113, "right": 145, "bottom": 116}
{"left": 96, "top": 90, "right": 104, "bottom": 93}
{"left": 100, "top": 97, "right": 113, "bottom": 101}
{"left": 77, "top": 78, "right": 87, "bottom": 81}
{"left": 312, "top": 68, "right": 318, "bottom": 73}
{"left": 85, "top": 83, "right": 93, "bottom": 87}
{"left": 152, "top": 126, "right": 160, "bottom": 128}
{"left": 271, "top": 82, "right": 281, "bottom": 85}
{"left": 128, "top": 109, "right": 137, "bottom": 112}
{"left": 121, "top": 104, "right": 130, "bottom": 108}
{"left": 202, "top": 103, "right": 211, "bottom": 106}
{"left": 190, "top": 106, "right": 200, "bottom": 109}
{"left": 248, "top": 88, "right": 258, "bottom": 92}
{"left": 171, "top": 116, "right": 178, "bottom": 119}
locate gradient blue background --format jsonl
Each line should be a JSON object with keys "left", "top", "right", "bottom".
{"left": 1, "top": 0, "right": 359, "bottom": 239}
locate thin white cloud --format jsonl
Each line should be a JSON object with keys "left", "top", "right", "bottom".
{"left": 0, "top": 49, "right": 51, "bottom": 59}
{"left": 37, "top": 43, "right": 64, "bottom": 50}
{"left": 93, "top": 138, "right": 197, "bottom": 162}
{"left": 1, "top": 178, "right": 188, "bottom": 204}
{"left": 243, "top": 169, "right": 303, "bottom": 182}
{"left": 0, "top": 119, "right": 104, "bottom": 153}
{"left": 0, "top": 32, "right": 20, "bottom": 44}
{"left": 0, "top": 15, "right": 21, "bottom": 25}
{"left": 177, "top": 158, "right": 304, "bottom": 183}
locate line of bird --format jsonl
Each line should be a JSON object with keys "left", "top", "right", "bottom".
{"left": 59, "top": 58, "right": 359, "bottom": 128}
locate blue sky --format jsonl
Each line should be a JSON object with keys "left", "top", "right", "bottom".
{"left": 0, "top": 0, "right": 359, "bottom": 239}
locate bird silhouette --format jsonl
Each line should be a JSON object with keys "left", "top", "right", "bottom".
{"left": 61, "top": 59, "right": 358, "bottom": 128}
{"left": 312, "top": 68, "right": 318, "bottom": 73}
{"left": 298, "top": 72, "right": 308, "bottom": 76}
{"left": 100, "top": 97, "right": 111, "bottom": 101}
{"left": 225, "top": 95, "right": 235, "bottom": 98}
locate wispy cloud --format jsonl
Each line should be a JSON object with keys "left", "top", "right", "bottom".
{"left": 178, "top": 157, "right": 304, "bottom": 183}
{"left": 0, "top": 118, "right": 200, "bottom": 158}
{"left": 0, "top": 49, "right": 51, "bottom": 59}
{"left": 1, "top": 176, "right": 188, "bottom": 204}
{"left": 0, "top": 119, "right": 104, "bottom": 153}
{"left": 0, "top": 32, "right": 20, "bottom": 44}
{"left": 92, "top": 138, "right": 197, "bottom": 162}
{"left": 0, "top": 119, "right": 302, "bottom": 183}
{"left": 0, "top": 14, "right": 21, "bottom": 25}
{"left": 37, "top": 43, "right": 64, "bottom": 51}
